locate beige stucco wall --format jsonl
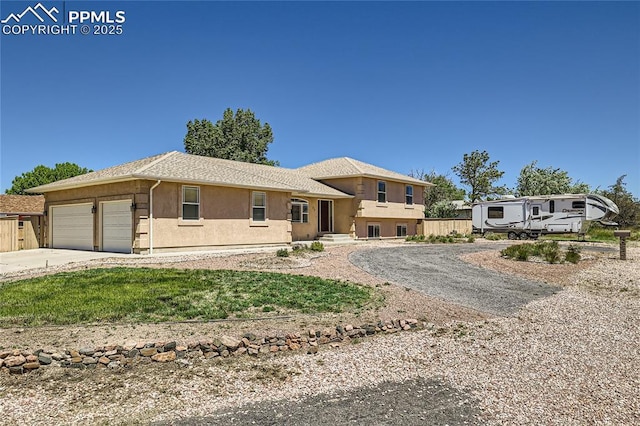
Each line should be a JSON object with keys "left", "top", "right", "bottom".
{"left": 150, "top": 183, "right": 291, "bottom": 251}
{"left": 43, "top": 180, "right": 149, "bottom": 251}
{"left": 354, "top": 218, "right": 419, "bottom": 239}
{"left": 43, "top": 180, "right": 292, "bottom": 253}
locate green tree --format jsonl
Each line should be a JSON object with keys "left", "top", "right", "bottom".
{"left": 452, "top": 150, "right": 505, "bottom": 203}
{"left": 516, "top": 161, "right": 590, "bottom": 196}
{"left": 598, "top": 175, "right": 639, "bottom": 228}
{"left": 428, "top": 200, "right": 459, "bottom": 218}
{"left": 410, "top": 169, "right": 465, "bottom": 217}
{"left": 6, "top": 163, "right": 91, "bottom": 195}
{"left": 184, "top": 108, "right": 278, "bottom": 166}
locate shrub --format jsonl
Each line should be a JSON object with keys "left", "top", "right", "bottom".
{"left": 541, "top": 241, "right": 560, "bottom": 264}
{"left": 467, "top": 235, "right": 476, "bottom": 243}
{"left": 292, "top": 243, "right": 307, "bottom": 252}
{"left": 485, "top": 232, "right": 504, "bottom": 240}
{"left": 501, "top": 244, "right": 532, "bottom": 261}
{"left": 310, "top": 241, "right": 325, "bottom": 252}
{"left": 276, "top": 248, "right": 289, "bottom": 257}
{"left": 565, "top": 244, "right": 582, "bottom": 264}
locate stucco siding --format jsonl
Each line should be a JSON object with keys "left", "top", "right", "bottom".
{"left": 355, "top": 218, "right": 419, "bottom": 239}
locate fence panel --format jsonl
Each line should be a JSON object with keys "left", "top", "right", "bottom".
{"left": 0, "top": 217, "right": 19, "bottom": 252}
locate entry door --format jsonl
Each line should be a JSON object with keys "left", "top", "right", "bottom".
{"left": 530, "top": 204, "right": 543, "bottom": 230}
{"left": 318, "top": 200, "right": 333, "bottom": 233}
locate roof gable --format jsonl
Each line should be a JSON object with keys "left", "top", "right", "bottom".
{"left": 296, "top": 157, "right": 431, "bottom": 186}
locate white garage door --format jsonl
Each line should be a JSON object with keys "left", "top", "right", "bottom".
{"left": 101, "top": 201, "right": 132, "bottom": 253}
{"left": 51, "top": 204, "right": 94, "bottom": 251}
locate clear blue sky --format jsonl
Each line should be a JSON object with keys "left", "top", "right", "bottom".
{"left": 2, "top": 1, "right": 639, "bottom": 196}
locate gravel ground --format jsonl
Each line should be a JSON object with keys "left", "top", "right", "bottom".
{"left": 0, "top": 242, "right": 638, "bottom": 425}
{"left": 350, "top": 243, "right": 561, "bottom": 316}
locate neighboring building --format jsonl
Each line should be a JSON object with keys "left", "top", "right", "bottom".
{"left": 0, "top": 195, "right": 45, "bottom": 251}
{"left": 451, "top": 200, "right": 472, "bottom": 219}
{"left": 28, "top": 152, "right": 430, "bottom": 254}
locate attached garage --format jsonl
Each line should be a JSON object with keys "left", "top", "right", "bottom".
{"left": 50, "top": 204, "right": 94, "bottom": 251}
{"left": 100, "top": 200, "right": 133, "bottom": 253}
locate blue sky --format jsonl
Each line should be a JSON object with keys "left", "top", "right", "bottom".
{"left": 1, "top": 1, "right": 639, "bottom": 197}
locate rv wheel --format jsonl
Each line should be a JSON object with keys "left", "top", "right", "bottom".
{"left": 519, "top": 232, "right": 529, "bottom": 240}
{"left": 508, "top": 231, "right": 518, "bottom": 240}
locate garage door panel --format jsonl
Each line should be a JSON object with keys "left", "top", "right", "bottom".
{"left": 102, "top": 201, "right": 132, "bottom": 253}
{"left": 51, "top": 204, "right": 94, "bottom": 251}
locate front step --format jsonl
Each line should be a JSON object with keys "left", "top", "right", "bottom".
{"left": 318, "top": 234, "right": 353, "bottom": 242}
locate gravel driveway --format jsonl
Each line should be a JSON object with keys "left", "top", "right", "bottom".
{"left": 349, "top": 244, "right": 560, "bottom": 316}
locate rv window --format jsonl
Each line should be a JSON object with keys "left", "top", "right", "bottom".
{"left": 572, "top": 201, "right": 585, "bottom": 209}
{"left": 487, "top": 207, "right": 504, "bottom": 219}
{"left": 549, "top": 200, "right": 555, "bottom": 213}
{"left": 532, "top": 207, "right": 540, "bottom": 216}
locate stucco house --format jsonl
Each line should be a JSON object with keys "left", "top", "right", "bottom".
{"left": 28, "top": 151, "right": 430, "bottom": 254}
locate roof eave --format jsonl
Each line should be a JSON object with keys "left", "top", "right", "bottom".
{"left": 310, "top": 173, "right": 432, "bottom": 186}
{"left": 26, "top": 176, "right": 139, "bottom": 193}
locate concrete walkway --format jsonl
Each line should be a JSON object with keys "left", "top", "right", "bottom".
{"left": 0, "top": 249, "right": 132, "bottom": 274}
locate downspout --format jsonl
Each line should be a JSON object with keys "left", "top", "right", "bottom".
{"left": 149, "top": 180, "right": 161, "bottom": 255}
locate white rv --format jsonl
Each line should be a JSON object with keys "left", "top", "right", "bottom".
{"left": 472, "top": 194, "right": 619, "bottom": 240}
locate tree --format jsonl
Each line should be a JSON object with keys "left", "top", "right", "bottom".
{"left": 598, "top": 175, "right": 640, "bottom": 228}
{"left": 410, "top": 169, "right": 465, "bottom": 217}
{"left": 6, "top": 163, "right": 91, "bottom": 195}
{"left": 184, "top": 108, "right": 278, "bottom": 166}
{"left": 516, "top": 161, "right": 590, "bottom": 196}
{"left": 427, "top": 200, "right": 458, "bottom": 219}
{"left": 452, "top": 150, "right": 505, "bottom": 203}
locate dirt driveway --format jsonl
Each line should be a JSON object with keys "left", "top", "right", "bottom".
{"left": 350, "top": 243, "right": 560, "bottom": 316}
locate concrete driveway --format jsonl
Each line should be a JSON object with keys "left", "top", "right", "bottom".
{"left": 0, "top": 249, "right": 131, "bottom": 274}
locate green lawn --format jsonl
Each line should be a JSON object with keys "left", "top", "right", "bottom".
{"left": 0, "top": 268, "right": 379, "bottom": 326}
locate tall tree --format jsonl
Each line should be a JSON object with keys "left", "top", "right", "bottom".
{"left": 516, "top": 161, "right": 590, "bottom": 196}
{"left": 6, "top": 163, "right": 91, "bottom": 195}
{"left": 184, "top": 108, "right": 278, "bottom": 166}
{"left": 598, "top": 175, "right": 639, "bottom": 228}
{"left": 452, "top": 150, "right": 505, "bottom": 203}
{"left": 410, "top": 169, "right": 465, "bottom": 217}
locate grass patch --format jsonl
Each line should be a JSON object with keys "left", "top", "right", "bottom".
{"left": 0, "top": 268, "right": 379, "bottom": 327}
{"left": 541, "top": 227, "right": 640, "bottom": 243}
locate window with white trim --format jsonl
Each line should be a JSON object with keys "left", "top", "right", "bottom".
{"left": 367, "top": 223, "right": 381, "bottom": 238}
{"left": 405, "top": 185, "right": 413, "bottom": 205}
{"left": 182, "top": 186, "right": 200, "bottom": 220}
{"left": 396, "top": 224, "right": 407, "bottom": 237}
{"left": 291, "top": 198, "right": 309, "bottom": 223}
{"left": 377, "top": 181, "right": 386, "bottom": 203}
{"left": 252, "top": 191, "right": 266, "bottom": 222}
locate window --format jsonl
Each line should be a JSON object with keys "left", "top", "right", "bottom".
{"left": 368, "top": 224, "right": 381, "bottom": 238}
{"left": 396, "top": 224, "right": 407, "bottom": 237}
{"left": 377, "top": 181, "right": 386, "bottom": 203}
{"left": 252, "top": 192, "right": 266, "bottom": 221}
{"left": 487, "top": 207, "right": 504, "bottom": 219}
{"left": 182, "top": 186, "right": 200, "bottom": 220}
{"left": 291, "top": 198, "right": 309, "bottom": 223}
{"left": 572, "top": 201, "right": 585, "bottom": 209}
{"left": 549, "top": 200, "right": 555, "bottom": 213}
{"left": 405, "top": 185, "right": 413, "bottom": 205}
{"left": 532, "top": 207, "right": 540, "bottom": 216}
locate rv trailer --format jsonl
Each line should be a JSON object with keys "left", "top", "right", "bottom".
{"left": 472, "top": 194, "right": 619, "bottom": 240}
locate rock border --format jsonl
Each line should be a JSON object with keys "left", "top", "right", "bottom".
{"left": 0, "top": 318, "right": 420, "bottom": 375}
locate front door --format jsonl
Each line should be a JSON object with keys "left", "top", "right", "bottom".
{"left": 530, "top": 204, "right": 543, "bottom": 230}
{"left": 318, "top": 200, "right": 333, "bottom": 233}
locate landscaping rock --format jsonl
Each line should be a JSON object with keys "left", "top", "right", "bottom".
{"left": 23, "top": 362, "right": 40, "bottom": 370}
{"left": 140, "top": 348, "right": 157, "bottom": 357}
{"left": 38, "top": 354, "right": 52, "bottom": 365}
{"left": 79, "top": 348, "right": 95, "bottom": 356}
{"left": 151, "top": 351, "right": 176, "bottom": 363}
{"left": 82, "top": 357, "right": 97, "bottom": 365}
{"left": 219, "top": 336, "right": 241, "bottom": 351}
{"left": 4, "top": 355, "right": 26, "bottom": 367}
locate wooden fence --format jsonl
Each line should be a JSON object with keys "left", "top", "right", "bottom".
{"left": 0, "top": 216, "right": 19, "bottom": 252}
{"left": 419, "top": 219, "right": 472, "bottom": 236}
{"left": 0, "top": 216, "right": 42, "bottom": 252}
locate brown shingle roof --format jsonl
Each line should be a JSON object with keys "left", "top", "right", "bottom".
{"left": 27, "top": 152, "right": 352, "bottom": 198}
{"left": 296, "top": 157, "right": 432, "bottom": 186}
{"left": 0, "top": 195, "right": 45, "bottom": 215}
